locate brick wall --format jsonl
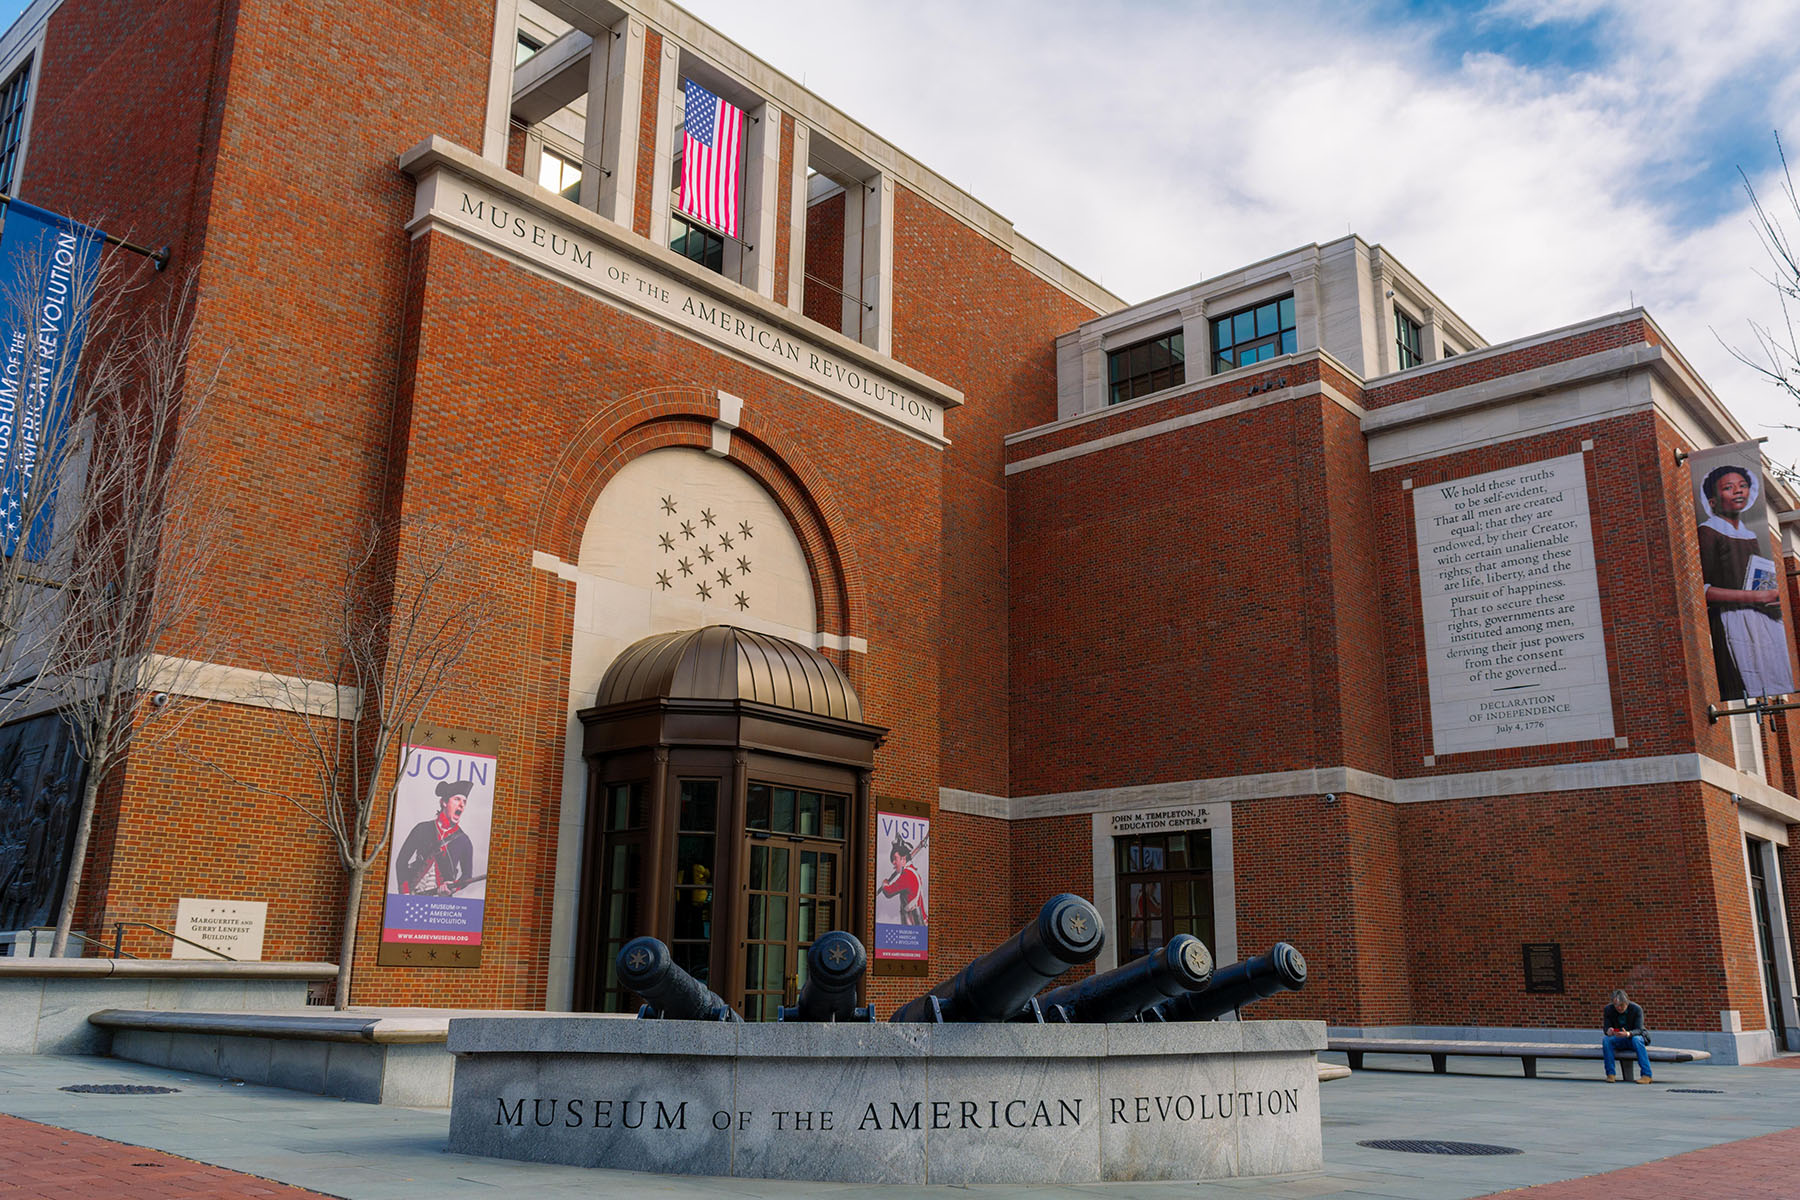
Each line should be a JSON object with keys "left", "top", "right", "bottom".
{"left": 801, "top": 191, "right": 843, "bottom": 329}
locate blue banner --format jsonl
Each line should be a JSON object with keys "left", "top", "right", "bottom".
{"left": 0, "top": 199, "right": 104, "bottom": 560}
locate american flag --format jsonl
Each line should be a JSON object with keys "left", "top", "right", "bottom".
{"left": 679, "top": 78, "right": 744, "bottom": 239}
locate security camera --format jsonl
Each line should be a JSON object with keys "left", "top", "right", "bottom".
{"left": 150, "top": 692, "right": 170, "bottom": 708}
{"left": 1323, "top": 793, "right": 1337, "bottom": 805}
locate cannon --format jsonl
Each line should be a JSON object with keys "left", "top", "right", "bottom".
{"left": 1150, "top": 942, "right": 1306, "bottom": 1022}
{"left": 778, "top": 930, "right": 874, "bottom": 1022}
{"left": 890, "top": 893, "right": 1105, "bottom": 1023}
{"left": 616, "top": 936, "right": 742, "bottom": 1022}
{"left": 1032, "top": 933, "right": 1214, "bottom": 1023}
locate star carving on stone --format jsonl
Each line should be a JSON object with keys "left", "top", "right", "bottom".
{"left": 656, "top": 570, "right": 672, "bottom": 590}
{"left": 696, "top": 581, "right": 712, "bottom": 601}
{"left": 739, "top": 520, "right": 754, "bottom": 538}
{"left": 717, "top": 568, "right": 732, "bottom": 586}
{"left": 680, "top": 520, "right": 696, "bottom": 539}
{"left": 826, "top": 942, "right": 850, "bottom": 967}
{"left": 1068, "top": 913, "right": 1090, "bottom": 936}
{"left": 626, "top": 947, "right": 650, "bottom": 971}
{"left": 719, "top": 532, "right": 734, "bottom": 551}
{"left": 427, "top": 948, "right": 440, "bottom": 960}
{"left": 660, "top": 496, "right": 678, "bottom": 515}
{"left": 701, "top": 508, "right": 717, "bottom": 527}
{"left": 737, "top": 557, "right": 752, "bottom": 575}
{"left": 677, "top": 557, "right": 694, "bottom": 577}
{"left": 658, "top": 533, "right": 675, "bottom": 552}
{"left": 735, "top": 591, "right": 750, "bottom": 611}
{"left": 698, "top": 545, "right": 714, "bottom": 564}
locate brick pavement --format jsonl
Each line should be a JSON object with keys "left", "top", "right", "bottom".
{"left": 0, "top": 1114, "right": 332, "bottom": 1200}
{"left": 1486, "top": 1125, "right": 1800, "bottom": 1198}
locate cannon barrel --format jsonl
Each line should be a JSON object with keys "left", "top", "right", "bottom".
{"left": 616, "top": 936, "right": 742, "bottom": 1022}
{"left": 1151, "top": 942, "right": 1306, "bottom": 1022}
{"left": 779, "top": 931, "right": 873, "bottom": 1022}
{"left": 1034, "top": 933, "right": 1214, "bottom": 1023}
{"left": 890, "top": 893, "right": 1105, "bottom": 1023}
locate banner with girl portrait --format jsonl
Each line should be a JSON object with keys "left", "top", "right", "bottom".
{"left": 1690, "top": 442, "right": 1794, "bottom": 702}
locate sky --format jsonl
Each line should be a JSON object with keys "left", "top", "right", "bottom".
{"left": 666, "top": 0, "right": 1800, "bottom": 470}
{"left": 4, "top": 0, "right": 1800, "bottom": 464}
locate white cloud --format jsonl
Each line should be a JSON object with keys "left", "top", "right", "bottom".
{"left": 677, "top": 0, "right": 1800, "bottom": 463}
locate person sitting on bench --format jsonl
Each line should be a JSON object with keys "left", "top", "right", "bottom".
{"left": 1602, "top": 988, "right": 1653, "bottom": 1083}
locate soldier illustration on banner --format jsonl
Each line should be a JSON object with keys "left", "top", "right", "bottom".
{"left": 873, "top": 809, "right": 929, "bottom": 963}
{"left": 379, "top": 738, "right": 496, "bottom": 967}
{"left": 1690, "top": 440, "right": 1795, "bottom": 701}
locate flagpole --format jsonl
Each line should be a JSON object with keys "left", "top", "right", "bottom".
{"left": 0, "top": 193, "right": 170, "bottom": 270}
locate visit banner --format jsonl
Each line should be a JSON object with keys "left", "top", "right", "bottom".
{"left": 873, "top": 807, "right": 929, "bottom": 965}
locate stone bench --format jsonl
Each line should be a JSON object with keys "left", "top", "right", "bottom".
{"left": 1328, "top": 1036, "right": 1710, "bottom": 1080}
{"left": 0, "top": 958, "right": 336, "bottom": 1055}
{"left": 91, "top": 1008, "right": 459, "bottom": 1105}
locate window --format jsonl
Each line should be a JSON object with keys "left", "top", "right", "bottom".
{"left": 670, "top": 216, "right": 724, "bottom": 271}
{"left": 1107, "top": 331, "right": 1184, "bottom": 404}
{"left": 1113, "top": 830, "right": 1214, "bottom": 962}
{"left": 515, "top": 31, "right": 544, "bottom": 65}
{"left": 1210, "top": 295, "right": 1295, "bottom": 372}
{"left": 0, "top": 58, "right": 30, "bottom": 196}
{"left": 536, "top": 146, "right": 581, "bottom": 201}
{"left": 1442, "top": 344, "right": 1459, "bottom": 359}
{"left": 591, "top": 781, "right": 648, "bottom": 1013}
{"left": 1395, "top": 304, "right": 1423, "bottom": 370}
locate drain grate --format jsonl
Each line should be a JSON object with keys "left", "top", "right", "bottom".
{"left": 60, "top": 1084, "right": 180, "bottom": 1096}
{"left": 1359, "top": 1138, "right": 1522, "bottom": 1156}
{"left": 1667, "top": 1088, "right": 1723, "bottom": 1094}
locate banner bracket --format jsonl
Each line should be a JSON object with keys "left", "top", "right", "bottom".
{"left": 0, "top": 192, "right": 171, "bottom": 270}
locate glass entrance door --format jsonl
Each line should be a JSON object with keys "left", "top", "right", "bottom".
{"left": 1747, "top": 836, "right": 1789, "bottom": 1044}
{"left": 742, "top": 783, "right": 847, "bottom": 1020}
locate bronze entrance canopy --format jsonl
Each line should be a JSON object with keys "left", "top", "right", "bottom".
{"left": 573, "top": 625, "right": 886, "bottom": 1018}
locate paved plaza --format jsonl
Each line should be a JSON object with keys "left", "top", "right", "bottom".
{"left": 2, "top": 1051, "right": 1799, "bottom": 1198}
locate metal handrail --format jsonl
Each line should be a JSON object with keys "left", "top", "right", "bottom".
{"left": 109, "top": 919, "right": 236, "bottom": 961}
{"left": 23, "top": 925, "right": 136, "bottom": 958}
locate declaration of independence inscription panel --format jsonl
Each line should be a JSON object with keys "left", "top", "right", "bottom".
{"left": 1412, "top": 453, "right": 1614, "bottom": 755}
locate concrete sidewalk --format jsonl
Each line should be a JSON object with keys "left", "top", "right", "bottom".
{"left": 2, "top": 1051, "right": 1799, "bottom": 1198}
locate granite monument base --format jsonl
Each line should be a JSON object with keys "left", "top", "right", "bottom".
{"left": 447, "top": 1017, "right": 1324, "bottom": 1184}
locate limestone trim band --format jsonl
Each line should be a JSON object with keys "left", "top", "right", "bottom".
{"left": 942, "top": 752, "right": 1800, "bottom": 825}
{"left": 1004, "top": 375, "right": 1363, "bottom": 476}
{"left": 399, "top": 138, "right": 959, "bottom": 447}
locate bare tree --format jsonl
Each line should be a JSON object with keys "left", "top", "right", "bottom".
{"left": 47, "top": 275, "right": 222, "bottom": 955}
{"left": 210, "top": 520, "right": 492, "bottom": 1007}
{"left": 1732, "top": 132, "right": 1800, "bottom": 460}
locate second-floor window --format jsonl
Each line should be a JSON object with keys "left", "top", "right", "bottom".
{"left": 1107, "top": 331, "right": 1184, "bottom": 404}
{"left": 1395, "top": 305, "right": 1423, "bottom": 369}
{"left": 0, "top": 57, "right": 30, "bottom": 196}
{"left": 1211, "top": 295, "right": 1294, "bottom": 372}
{"left": 537, "top": 146, "right": 581, "bottom": 201}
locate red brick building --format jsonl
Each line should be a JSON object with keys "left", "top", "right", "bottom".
{"left": 0, "top": 0, "right": 1792, "bottom": 1064}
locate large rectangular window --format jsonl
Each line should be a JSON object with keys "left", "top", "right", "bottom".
{"left": 1107, "top": 331, "right": 1184, "bottom": 404}
{"left": 1211, "top": 295, "right": 1295, "bottom": 373}
{"left": 1114, "top": 830, "right": 1214, "bottom": 962}
{"left": 1395, "top": 304, "right": 1423, "bottom": 369}
{"left": 0, "top": 58, "right": 30, "bottom": 196}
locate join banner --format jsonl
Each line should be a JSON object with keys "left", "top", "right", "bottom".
{"left": 0, "top": 199, "right": 104, "bottom": 560}
{"left": 377, "top": 733, "right": 498, "bottom": 969}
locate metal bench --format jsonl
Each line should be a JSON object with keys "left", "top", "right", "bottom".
{"left": 1328, "top": 1036, "right": 1710, "bottom": 1080}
